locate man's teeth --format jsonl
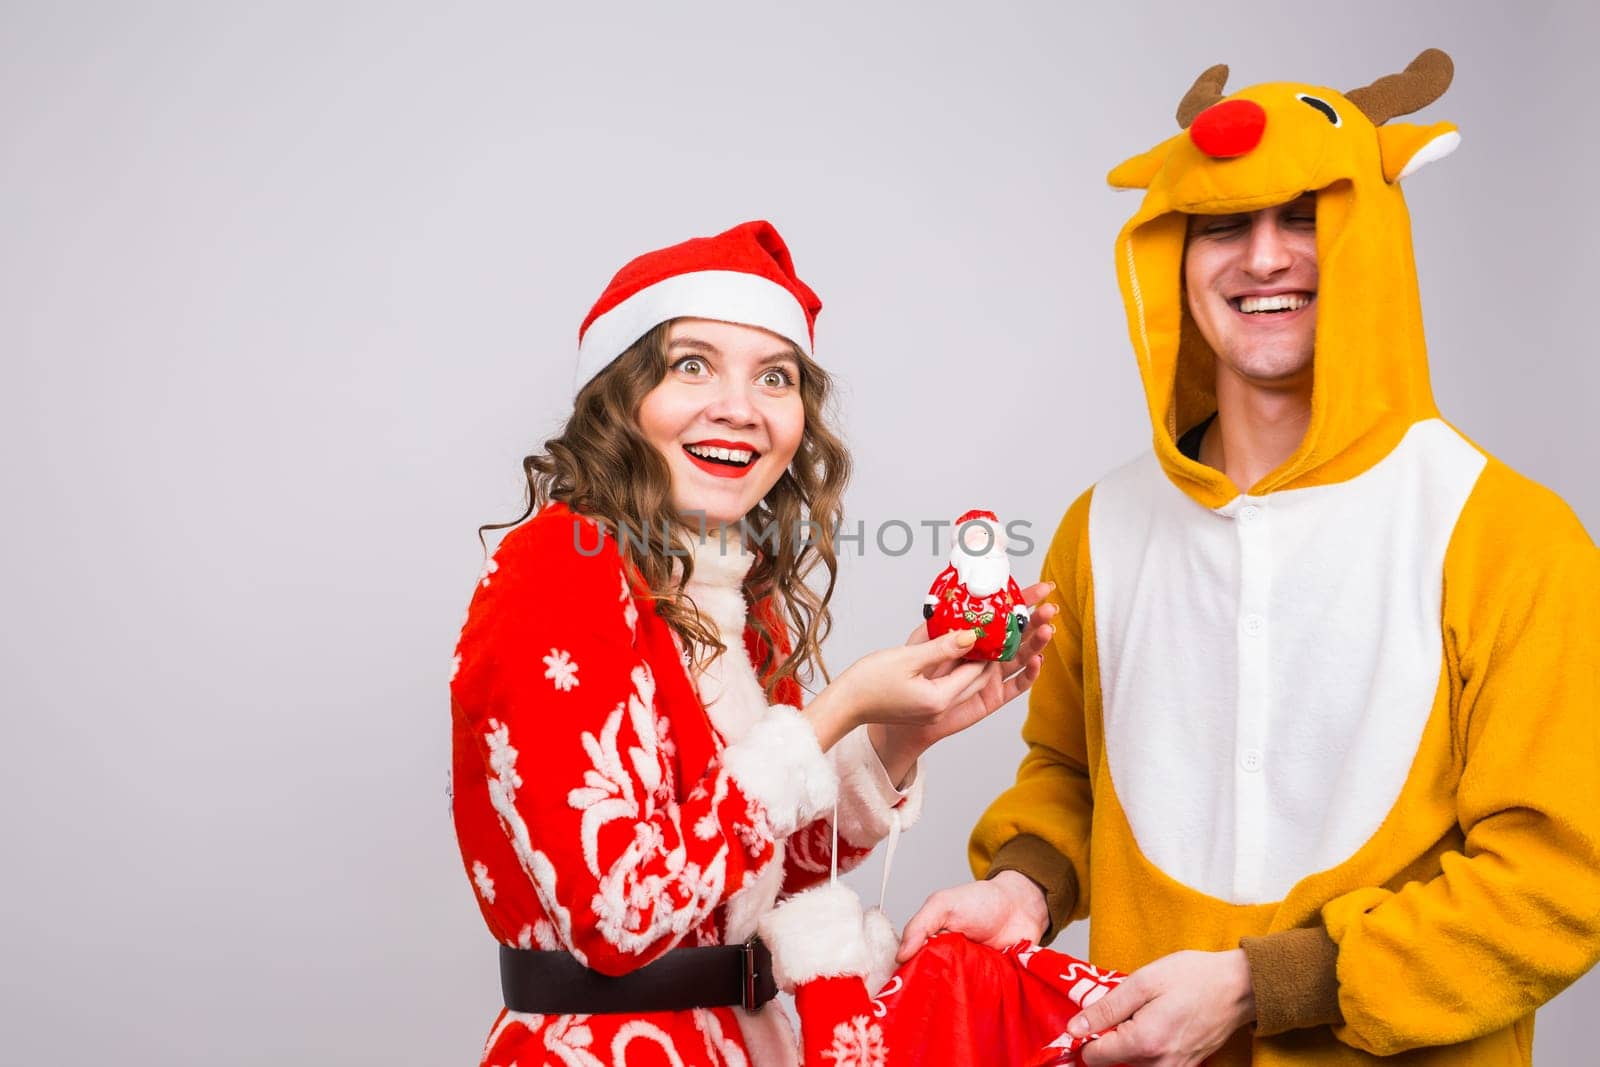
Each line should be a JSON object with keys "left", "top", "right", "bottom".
{"left": 1237, "top": 293, "right": 1312, "bottom": 314}
{"left": 686, "top": 444, "right": 755, "bottom": 465}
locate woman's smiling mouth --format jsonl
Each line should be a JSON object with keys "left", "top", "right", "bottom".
{"left": 683, "top": 440, "right": 760, "bottom": 478}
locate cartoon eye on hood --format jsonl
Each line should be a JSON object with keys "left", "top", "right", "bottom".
{"left": 1297, "top": 93, "right": 1341, "bottom": 126}
{"left": 1105, "top": 50, "right": 1464, "bottom": 507}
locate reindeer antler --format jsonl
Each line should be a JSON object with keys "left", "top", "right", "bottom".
{"left": 1345, "top": 48, "right": 1454, "bottom": 126}
{"left": 1176, "top": 64, "right": 1230, "bottom": 129}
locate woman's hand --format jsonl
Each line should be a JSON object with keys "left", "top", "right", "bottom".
{"left": 804, "top": 628, "right": 990, "bottom": 751}
{"left": 869, "top": 581, "right": 1058, "bottom": 783}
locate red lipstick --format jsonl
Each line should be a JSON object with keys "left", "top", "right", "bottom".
{"left": 682, "top": 440, "right": 761, "bottom": 480}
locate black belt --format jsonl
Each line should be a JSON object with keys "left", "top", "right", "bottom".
{"left": 499, "top": 938, "right": 777, "bottom": 1015}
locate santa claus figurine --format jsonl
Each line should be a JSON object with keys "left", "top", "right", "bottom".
{"left": 923, "top": 509, "right": 1031, "bottom": 662}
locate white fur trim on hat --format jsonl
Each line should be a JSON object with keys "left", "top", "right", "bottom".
{"left": 830, "top": 726, "right": 924, "bottom": 848}
{"left": 758, "top": 882, "right": 873, "bottom": 991}
{"left": 575, "top": 269, "right": 813, "bottom": 390}
{"left": 720, "top": 704, "right": 837, "bottom": 836}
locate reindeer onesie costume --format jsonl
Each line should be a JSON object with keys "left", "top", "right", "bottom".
{"left": 971, "top": 51, "right": 1600, "bottom": 1064}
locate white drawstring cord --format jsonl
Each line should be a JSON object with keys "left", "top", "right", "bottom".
{"left": 829, "top": 800, "right": 840, "bottom": 886}
{"left": 878, "top": 808, "right": 902, "bottom": 911}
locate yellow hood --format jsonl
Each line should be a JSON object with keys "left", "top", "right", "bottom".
{"left": 1108, "top": 50, "right": 1461, "bottom": 509}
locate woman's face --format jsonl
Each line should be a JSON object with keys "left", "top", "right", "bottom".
{"left": 637, "top": 318, "right": 806, "bottom": 530}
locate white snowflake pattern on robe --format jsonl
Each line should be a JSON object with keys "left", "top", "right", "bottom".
{"left": 543, "top": 1015, "right": 605, "bottom": 1067}
{"left": 785, "top": 815, "right": 835, "bottom": 874}
{"left": 612, "top": 1020, "right": 690, "bottom": 1066}
{"left": 693, "top": 1008, "right": 750, "bottom": 1067}
{"left": 484, "top": 717, "right": 586, "bottom": 965}
{"left": 471, "top": 860, "right": 496, "bottom": 903}
{"left": 620, "top": 569, "right": 639, "bottom": 635}
{"left": 544, "top": 648, "right": 580, "bottom": 692}
{"left": 565, "top": 663, "right": 730, "bottom": 954}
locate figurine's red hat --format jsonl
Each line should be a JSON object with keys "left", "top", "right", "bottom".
{"left": 575, "top": 220, "right": 822, "bottom": 391}
{"left": 955, "top": 509, "right": 1000, "bottom": 527}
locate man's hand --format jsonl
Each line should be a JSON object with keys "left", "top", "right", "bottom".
{"left": 1072, "top": 949, "right": 1255, "bottom": 1067}
{"left": 898, "top": 870, "right": 1049, "bottom": 962}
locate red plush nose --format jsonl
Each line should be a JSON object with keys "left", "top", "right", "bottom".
{"left": 1189, "top": 99, "right": 1267, "bottom": 159}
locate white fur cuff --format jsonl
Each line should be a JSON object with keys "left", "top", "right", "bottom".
{"left": 831, "top": 726, "right": 925, "bottom": 847}
{"left": 721, "top": 705, "right": 838, "bottom": 836}
{"left": 759, "top": 882, "right": 872, "bottom": 990}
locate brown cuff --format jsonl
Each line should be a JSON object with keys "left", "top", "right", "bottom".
{"left": 1239, "top": 925, "right": 1344, "bottom": 1036}
{"left": 985, "top": 834, "right": 1079, "bottom": 945}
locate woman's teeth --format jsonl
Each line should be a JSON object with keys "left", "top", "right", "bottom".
{"left": 1236, "top": 293, "right": 1312, "bottom": 314}
{"left": 685, "top": 444, "right": 755, "bottom": 466}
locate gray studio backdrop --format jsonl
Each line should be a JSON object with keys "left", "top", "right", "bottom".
{"left": 4, "top": 1, "right": 1596, "bottom": 1063}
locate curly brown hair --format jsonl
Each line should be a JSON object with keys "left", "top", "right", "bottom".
{"left": 481, "top": 321, "right": 851, "bottom": 699}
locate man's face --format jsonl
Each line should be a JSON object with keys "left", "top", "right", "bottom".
{"left": 1183, "top": 194, "right": 1319, "bottom": 387}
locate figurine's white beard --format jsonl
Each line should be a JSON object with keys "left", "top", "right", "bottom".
{"left": 953, "top": 553, "right": 1009, "bottom": 597}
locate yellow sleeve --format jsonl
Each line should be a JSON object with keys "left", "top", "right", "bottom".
{"left": 1323, "top": 460, "right": 1600, "bottom": 1055}
{"left": 969, "top": 488, "right": 1097, "bottom": 941}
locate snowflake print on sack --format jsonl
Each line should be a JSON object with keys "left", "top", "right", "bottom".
{"left": 544, "top": 648, "right": 580, "bottom": 692}
{"left": 823, "top": 1015, "right": 887, "bottom": 1067}
{"left": 1013, "top": 943, "right": 1128, "bottom": 1066}
{"left": 479, "top": 557, "right": 499, "bottom": 588}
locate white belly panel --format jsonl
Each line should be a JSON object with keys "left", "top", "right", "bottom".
{"left": 1089, "top": 419, "right": 1486, "bottom": 903}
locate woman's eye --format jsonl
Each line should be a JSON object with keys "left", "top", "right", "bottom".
{"left": 672, "top": 357, "right": 707, "bottom": 376}
{"left": 758, "top": 368, "right": 795, "bottom": 388}
{"left": 1199, "top": 217, "right": 1247, "bottom": 236}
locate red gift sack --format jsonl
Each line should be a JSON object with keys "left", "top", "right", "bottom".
{"left": 871, "top": 934, "right": 1126, "bottom": 1067}
{"left": 760, "top": 880, "right": 1139, "bottom": 1066}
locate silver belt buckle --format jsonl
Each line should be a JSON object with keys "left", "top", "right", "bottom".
{"left": 741, "top": 937, "right": 759, "bottom": 1012}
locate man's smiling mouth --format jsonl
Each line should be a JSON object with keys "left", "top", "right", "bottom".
{"left": 1231, "top": 292, "right": 1314, "bottom": 314}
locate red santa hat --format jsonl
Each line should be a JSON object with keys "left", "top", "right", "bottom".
{"left": 953, "top": 509, "right": 1004, "bottom": 555}
{"left": 574, "top": 219, "right": 822, "bottom": 391}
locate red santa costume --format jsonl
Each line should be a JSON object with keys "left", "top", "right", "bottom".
{"left": 923, "top": 510, "right": 1030, "bottom": 662}
{"left": 449, "top": 221, "right": 923, "bottom": 1067}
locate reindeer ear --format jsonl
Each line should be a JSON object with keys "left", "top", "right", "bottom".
{"left": 1108, "top": 141, "right": 1173, "bottom": 190}
{"left": 1377, "top": 121, "right": 1460, "bottom": 182}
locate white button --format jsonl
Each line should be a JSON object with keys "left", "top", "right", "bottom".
{"left": 1240, "top": 505, "right": 1261, "bottom": 524}
{"left": 1242, "top": 613, "right": 1265, "bottom": 636}
{"left": 1240, "top": 748, "right": 1263, "bottom": 773}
